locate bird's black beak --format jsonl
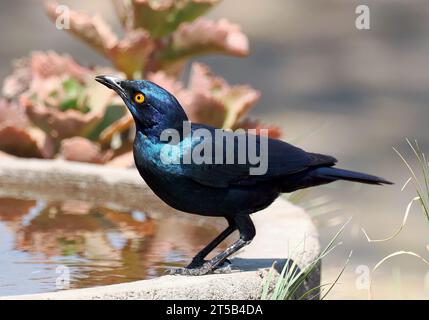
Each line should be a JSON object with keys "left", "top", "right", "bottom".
{"left": 95, "top": 75, "right": 126, "bottom": 97}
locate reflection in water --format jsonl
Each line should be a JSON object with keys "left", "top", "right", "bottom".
{"left": 0, "top": 197, "right": 222, "bottom": 296}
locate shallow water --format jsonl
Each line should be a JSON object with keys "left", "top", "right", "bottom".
{"left": 0, "top": 197, "right": 221, "bottom": 296}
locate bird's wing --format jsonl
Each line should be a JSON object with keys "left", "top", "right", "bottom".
{"left": 178, "top": 125, "right": 336, "bottom": 188}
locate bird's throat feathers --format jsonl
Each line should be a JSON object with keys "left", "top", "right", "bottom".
{"left": 135, "top": 115, "right": 188, "bottom": 142}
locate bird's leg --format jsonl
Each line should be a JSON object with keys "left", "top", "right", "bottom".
{"left": 205, "top": 215, "right": 255, "bottom": 272}
{"left": 168, "top": 218, "right": 236, "bottom": 275}
{"left": 186, "top": 220, "right": 237, "bottom": 269}
{"left": 170, "top": 215, "right": 255, "bottom": 276}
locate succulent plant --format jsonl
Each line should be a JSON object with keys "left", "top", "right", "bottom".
{"left": 0, "top": 51, "right": 126, "bottom": 162}
{"left": 0, "top": 0, "right": 280, "bottom": 166}
{"left": 45, "top": 0, "right": 248, "bottom": 78}
{"left": 0, "top": 98, "right": 54, "bottom": 158}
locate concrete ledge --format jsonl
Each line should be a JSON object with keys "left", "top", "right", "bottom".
{"left": 0, "top": 158, "right": 178, "bottom": 218}
{"left": 2, "top": 272, "right": 267, "bottom": 300}
{"left": 0, "top": 158, "right": 320, "bottom": 300}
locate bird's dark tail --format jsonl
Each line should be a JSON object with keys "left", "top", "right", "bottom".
{"left": 312, "top": 167, "right": 393, "bottom": 185}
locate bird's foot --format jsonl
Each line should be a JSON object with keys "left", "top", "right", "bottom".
{"left": 168, "top": 262, "right": 212, "bottom": 276}
{"left": 168, "top": 259, "right": 233, "bottom": 276}
{"left": 213, "top": 259, "right": 235, "bottom": 274}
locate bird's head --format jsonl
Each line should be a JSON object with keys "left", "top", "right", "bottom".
{"left": 95, "top": 75, "right": 188, "bottom": 138}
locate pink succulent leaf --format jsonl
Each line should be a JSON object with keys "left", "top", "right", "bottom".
{"left": 108, "top": 30, "right": 155, "bottom": 78}
{"left": 161, "top": 18, "right": 249, "bottom": 64}
{"left": 29, "top": 51, "right": 92, "bottom": 105}
{"left": 46, "top": 3, "right": 155, "bottom": 77}
{"left": 2, "top": 58, "right": 32, "bottom": 99}
{"left": 23, "top": 96, "right": 103, "bottom": 140}
{"left": 30, "top": 51, "right": 89, "bottom": 81}
{"left": 2, "top": 51, "right": 92, "bottom": 105}
{"left": 60, "top": 137, "right": 113, "bottom": 164}
{"left": 107, "top": 151, "right": 135, "bottom": 168}
{"left": 0, "top": 125, "right": 54, "bottom": 158}
{"left": 147, "top": 71, "right": 192, "bottom": 106}
{"left": 221, "top": 85, "right": 261, "bottom": 128}
{"left": 188, "top": 63, "right": 259, "bottom": 128}
{"left": 112, "top": 0, "right": 133, "bottom": 30}
{"left": 148, "top": 70, "right": 226, "bottom": 127}
{"left": 45, "top": 2, "right": 118, "bottom": 56}
{"left": 132, "top": 0, "right": 219, "bottom": 38}
{"left": 236, "top": 118, "right": 282, "bottom": 139}
{"left": 0, "top": 99, "right": 29, "bottom": 128}
{"left": 188, "top": 62, "right": 227, "bottom": 94}
{"left": 186, "top": 92, "right": 227, "bottom": 128}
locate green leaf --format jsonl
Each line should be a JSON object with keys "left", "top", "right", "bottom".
{"left": 87, "top": 104, "right": 126, "bottom": 141}
{"left": 62, "top": 78, "right": 81, "bottom": 95}
{"left": 59, "top": 98, "right": 78, "bottom": 112}
{"left": 132, "top": 0, "right": 219, "bottom": 38}
{"left": 60, "top": 78, "right": 90, "bottom": 113}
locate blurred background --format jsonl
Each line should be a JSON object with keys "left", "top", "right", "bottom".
{"left": 1, "top": 0, "right": 429, "bottom": 299}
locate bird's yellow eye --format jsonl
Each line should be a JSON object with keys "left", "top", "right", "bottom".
{"left": 134, "top": 93, "right": 145, "bottom": 104}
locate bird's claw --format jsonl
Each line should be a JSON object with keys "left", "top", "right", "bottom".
{"left": 168, "top": 262, "right": 213, "bottom": 276}
{"left": 168, "top": 259, "right": 234, "bottom": 276}
{"left": 213, "top": 262, "right": 234, "bottom": 274}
